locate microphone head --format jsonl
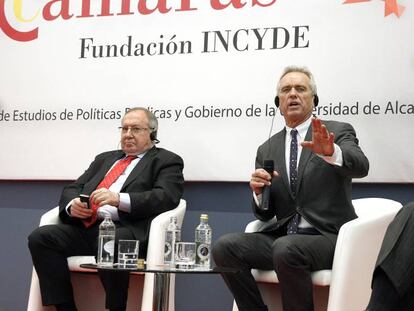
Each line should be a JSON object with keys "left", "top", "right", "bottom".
{"left": 263, "top": 160, "right": 274, "bottom": 173}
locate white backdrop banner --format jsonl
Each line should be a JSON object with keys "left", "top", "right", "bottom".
{"left": 0, "top": 0, "right": 413, "bottom": 182}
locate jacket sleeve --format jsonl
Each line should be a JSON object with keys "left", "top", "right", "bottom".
{"left": 332, "top": 122, "right": 369, "bottom": 178}
{"left": 120, "top": 151, "right": 184, "bottom": 220}
{"left": 58, "top": 152, "right": 110, "bottom": 225}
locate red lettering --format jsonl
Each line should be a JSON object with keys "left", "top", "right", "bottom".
{"left": 119, "top": 0, "right": 134, "bottom": 15}
{"left": 43, "top": 0, "right": 73, "bottom": 21}
{"left": 252, "top": 0, "right": 277, "bottom": 7}
{"left": 97, "top": 0, "right": 114, "bottom": 17}
{"left": 175, "top": 0, "right": 197, "bottom": 12}
{"left": 210, "top": 0, "right": 246, "bottom": 10}
{"left": 0, "top": 0, "right": 38, "bottom": 42}
{"left": 1, "top": 0, "right": 281, "bottom": 43}
{"left": 138, "top": 0, "right": 171, "bottom": 15}
{"left": 76, "top": 0, "right": 93, "bottom": 18}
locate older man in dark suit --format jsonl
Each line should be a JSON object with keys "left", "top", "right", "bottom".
{"left": 28, "top": 107, "right": 184, "bottom": 311}
{"left": 366, "top": 201, "right": 414, "bottom": 311}
{"left": 213, "top": 66, "right": 369, "bottom": 311}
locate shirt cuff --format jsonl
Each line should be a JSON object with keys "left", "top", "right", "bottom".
{"left": 253, "top": 192, "right": 262, "bottom": 206}
{"left": 118, "top": 193, "right": 131, "bottom": 213}
{"left": 318, "top": 143, "right": 343, "bottom": 167}
{"left": 65, "top": 200, "right": 74, "bottom": 216}
{"left": 98, "top": 206, "right": 119, "bottom": 220}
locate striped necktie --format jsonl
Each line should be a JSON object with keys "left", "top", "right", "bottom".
{"left": 83, "top": 156, "right": 136, "bottom": 228}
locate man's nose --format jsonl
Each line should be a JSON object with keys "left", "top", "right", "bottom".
{"left": 288, "top": 87, "right": 298, "bottom": 96}
{"left": 124, "top": 128, "right": 134, "bottom": 136}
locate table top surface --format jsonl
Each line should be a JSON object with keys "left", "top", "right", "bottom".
{"left": 80, "top": 263, "right": 238, "bottom": 274}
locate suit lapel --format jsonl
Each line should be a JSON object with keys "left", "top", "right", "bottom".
{"left": 84, "top": 151, "right": 125, "bottom": 193}
{"left": 271, "top": 129, "right": 291, "bottom": 197}
{"left": 296, "top": 125, "right": 313, "bottom": 194}
{"left": 122, "top": 147, "right": 156, "bottom": 190}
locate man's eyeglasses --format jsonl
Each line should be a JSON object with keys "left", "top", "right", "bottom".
{"left": 118, "top": 127, "right": 150, "bottom": 135}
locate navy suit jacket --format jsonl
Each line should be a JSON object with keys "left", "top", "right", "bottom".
{"left": 58, "top": 146, "right": 184, "bottom": 251}
{"left": 253, "top": 120, "right": 369, "bottom": 243}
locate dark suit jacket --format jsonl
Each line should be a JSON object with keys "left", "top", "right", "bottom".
{"left": 375, "top": 201, "right": 414, "bottom": 296}
{"left": 58, "top": 146, "right": 184, "bottom": 252}
{"left": 253, "top": 120, "right": 369, "bottom": 243}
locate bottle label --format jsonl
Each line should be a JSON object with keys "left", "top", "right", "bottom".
{"left": 197, "top": 243, "right": 210, "bottom": 260}
{"left": 104, "top": 240, "right": 115, "bottom": 256}
{"left": 164, "top": 242, "right": 172, "bottom": 257}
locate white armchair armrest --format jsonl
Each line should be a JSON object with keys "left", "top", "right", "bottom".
{"left": 327, "top": 198, "right": 402, "bottom": 311}
{"left": 39, "top": 206, "right": 60, "bottom": 226}
{"left": 145, "top": 201, "right": 186, "bottom": 267}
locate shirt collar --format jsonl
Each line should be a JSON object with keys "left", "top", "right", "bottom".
{"left": 123, "top": 150, "right": 147, "bottom": 161}
{"left": 123, "top": 145, "right": 154, "bottom": 159}
{"left": 285, "top": 117, "right": 312, "bottom": 139}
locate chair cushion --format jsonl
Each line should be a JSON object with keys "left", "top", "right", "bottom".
{"left": 67, "top": 256, "right": 97, "bottom": 272}
{"left": 252, "top": 269, "right": 331, "bottom": 286}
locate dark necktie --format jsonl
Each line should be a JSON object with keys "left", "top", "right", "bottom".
{"left": 83, "top": 155, "right": 136, "bottom": 228}
{"left": 289, "top": 129, "right": 298, "bottom": 196}
{"left": 287, "top": 129, "right": 300, "bottom": 234}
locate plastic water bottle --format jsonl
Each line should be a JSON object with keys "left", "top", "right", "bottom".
{"left": 164, "top": 216, "right": 181, "bottom": 266}
{"left": 195, "top": 214, "right": 212, "bottom": 269}
{"left": 97, "top": 214, "right": 116, "bottom": 267}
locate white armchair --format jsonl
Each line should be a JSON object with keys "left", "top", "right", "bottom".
{"left": 27, "top": 199, "right": 186, "bottom": 311}
{"left": 232, "top": 198, "right": 402, "bottom": 311}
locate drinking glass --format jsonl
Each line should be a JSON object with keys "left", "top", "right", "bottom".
{"left": 174, "top": 242, "right": 196, "bottom": 269}
{"left": 117, "top": 240, "right": 139, "bottom": 267}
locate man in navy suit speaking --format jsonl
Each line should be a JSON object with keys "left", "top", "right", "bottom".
{"left": 213, "top": 66, "right": 369, "bottom": 311}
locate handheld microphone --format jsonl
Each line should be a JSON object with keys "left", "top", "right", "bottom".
{"left": 257, "top": 97, "right": 279, "bottom": 212}
{"left": 260, "top": 159, "right": 274, "bottom": 211}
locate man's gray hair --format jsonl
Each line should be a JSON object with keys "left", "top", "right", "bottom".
{"left": 124, "top": 107, "right": 158, "bottom": 132}
{"left": 277, "top": 65, "right": 317, "bottom": 95}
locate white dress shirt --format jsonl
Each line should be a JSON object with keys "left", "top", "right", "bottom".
{"left": 66, "top": 150, "right": 148, "bottom": 221}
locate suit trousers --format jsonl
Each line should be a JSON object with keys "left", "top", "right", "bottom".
{"left": 376, "top": 202, "right": 414, "bottom": 297}
{"left": 28, "top": 221, "right": 135, "bottom": 310}
{"left": 368, "top": 202, "right": 414, "bottom": 310}
{"left": 366, "top": 268, "right": 414, "bottom": 311}
{"left": 212, "top": 230, "right": 335, "bottom": 311}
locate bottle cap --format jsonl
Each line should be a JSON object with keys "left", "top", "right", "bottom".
{"left": 200, "top": 214, "right": 208, "bottom": 220}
